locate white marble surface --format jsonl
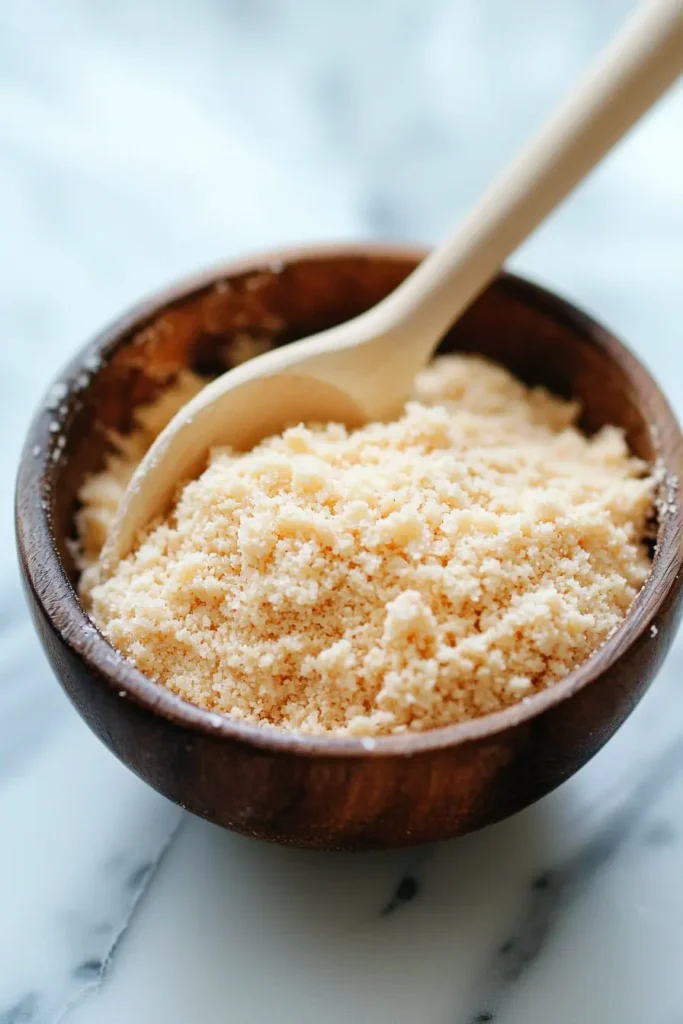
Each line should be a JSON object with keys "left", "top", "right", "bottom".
{"left": 2, "top": 0, "right": 683, "bottom": 1021}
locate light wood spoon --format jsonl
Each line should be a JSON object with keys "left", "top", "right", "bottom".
{"left": 101, "top": 0, "right": 683, "bottom": 575}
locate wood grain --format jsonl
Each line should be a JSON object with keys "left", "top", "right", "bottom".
{"left": 15, "top": 244, "right": 683, "bottom": 850}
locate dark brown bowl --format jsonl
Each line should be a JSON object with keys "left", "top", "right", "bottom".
{"left": 15, "top": 244, "right": 683, "bottom": 851}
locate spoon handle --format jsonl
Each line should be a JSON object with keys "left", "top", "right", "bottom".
{"left": 370, "top": 0, "right": 683, "bottom": 352}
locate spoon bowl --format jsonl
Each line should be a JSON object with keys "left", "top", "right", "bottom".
{"left": 16, "top": 244, "right": 683, "bottom": 850}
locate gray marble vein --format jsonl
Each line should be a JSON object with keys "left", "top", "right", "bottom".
{"left": 466, "top": 734, "right": 683, "bottom": 1023}
{"left": 0, "top": 787, "right": 180, "bottom": 1024}
{"left": 51, "top": 822, "right": 183, "bottom": 1024}
{"left": 380, "top": 872, "right": 422, "bottom": 917}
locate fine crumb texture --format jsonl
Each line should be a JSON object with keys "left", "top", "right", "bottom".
{"left": 75, "top": 370, "right": 205, "bottom": 593}
{"left": 82, "top": 355, "right": 653, "bottom": 736}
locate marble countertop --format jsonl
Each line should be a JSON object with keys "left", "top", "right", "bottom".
{"left": 2, "top": 0, "right": 683, "bottom": 1020}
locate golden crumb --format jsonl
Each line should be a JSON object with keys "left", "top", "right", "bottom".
{"left": 80, "top": 355, "right": 653, "bottom": 736}
{"left": 75, "top": 370, "right": 205, "bottom": 594}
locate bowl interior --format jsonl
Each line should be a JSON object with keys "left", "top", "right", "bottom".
{"left": 43, "top": 250, "right": 659, "bottom": 589}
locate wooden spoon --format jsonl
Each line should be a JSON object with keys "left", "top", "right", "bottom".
{"left": 102, "top": 0, "right": 683, "bottom": 574}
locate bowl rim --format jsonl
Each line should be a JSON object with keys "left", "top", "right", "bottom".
{"left": 16, "top": 241, "right": 683, "bottom": 759}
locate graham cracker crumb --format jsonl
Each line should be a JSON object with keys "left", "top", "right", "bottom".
{"left": 80, "top": 355, "right": 653, "bottom": 737}
{"left": 74, "top": 369, "right": 205, "bottom": 594}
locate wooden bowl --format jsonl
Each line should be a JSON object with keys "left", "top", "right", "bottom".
{"left": 16, "top": 244, "right": 683, "bottom": 851}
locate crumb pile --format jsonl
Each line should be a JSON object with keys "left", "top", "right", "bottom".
{"left": 80, "top": 355, "right": 653, "bottom": 736}
{"left": 76, "top": 370, "right": 204, "bottom": 586}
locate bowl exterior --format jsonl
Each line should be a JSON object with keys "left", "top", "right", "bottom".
{"left": 19, "top": 567, "right": 683, "bottom": 850}
{"left": 16, "top": 245, "right": 683, "bottom": 850}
